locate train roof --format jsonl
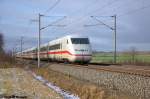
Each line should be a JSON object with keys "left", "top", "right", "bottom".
{"left": 48, "top": 34, "right": 89, "bottom": 43}
{"left": 21, "top": 34, "right": 89, "bottom": 52}
{"left": 23, "top": 47, "right": 36, "bottom": 52}
{"left": 64, "top": 34, "right": 89, "bottom": 38}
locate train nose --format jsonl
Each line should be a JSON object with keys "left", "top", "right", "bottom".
{"left": 71, "top": 51, "right": 92, "bottom": 61}
{"left": 75, "top": 49, "right": 89, "bottom": 54}
{"left": 76, "top": 55, "right": 91, "bottom": 60}
{"left": 73, "top": 55, "right": 92, "bottom": 63}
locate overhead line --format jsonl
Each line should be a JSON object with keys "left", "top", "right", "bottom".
{"left": 64, "top": 0, "right": 120, "bottom": 33}
{"left": 91, "top": 16, "right": 114, "bottom": 30}
{"left": 44, "top": 0, "right": 61, "bottom": 15}
{"left": 98, "top": 0, "right": 150, "bottom": 17}
{"left": 68, "top": 0, "right": 100, "bottom": 16}
{"left": 66, "top": 0, "right": 150, "bottom": 33}
{"left": 40, "top": 16, "right": 66, "bottom": 30}
{"left": 118, "top": 4, "right": 150, "bottom": 17}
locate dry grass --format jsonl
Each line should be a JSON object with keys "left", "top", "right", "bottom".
{"left": 0, "top": 68, "right": 63, "bottom": 99}
{"left": 0, "top": 53, "right": 16, "bottom": 68}
{"left": 31, "top": 66, "right": 137, "bottom": 99}
{"left": 33, "top": 67, "right": 105, "bottom": 99}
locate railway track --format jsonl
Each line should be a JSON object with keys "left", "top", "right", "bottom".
{"left": 18, "top": 59, "right": 150, "bottom": 77}
{"left": 57, "top": 62, "right": 150, "bottom": 77}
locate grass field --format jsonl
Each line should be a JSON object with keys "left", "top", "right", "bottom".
{"left": 91, "top": 52, "right": 150, "bottom": 64}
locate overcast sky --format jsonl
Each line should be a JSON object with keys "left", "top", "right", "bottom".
{"left": 0, "top": 0, "right": 150, "bottom": 52}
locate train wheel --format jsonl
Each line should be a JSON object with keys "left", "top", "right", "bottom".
{"left": 64, "top": 59, "right": 69, "bottom": 64}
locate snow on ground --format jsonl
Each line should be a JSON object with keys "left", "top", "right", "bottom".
{"left": 0, "top": 68, "right": 63, "bottom": 99}
{"left": 30, "top": 71, "right": 80, "bottom": 99}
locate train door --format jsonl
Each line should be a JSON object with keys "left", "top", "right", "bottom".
{"left": 63, "top": 38, "right": 69, "bottom": 61}
{"left": 48, "top": 44, "right": 52, "bottom": 61}
{"left": 60, "top": 43, "right": 62, "bottom": 61}
{"left": 61, "top": 39, "right": 65, "bottom": 61}
{"left": 47, "top": 45, "right": 49, "bottom": 60}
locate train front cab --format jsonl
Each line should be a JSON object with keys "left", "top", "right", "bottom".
{"left": 68, "top": 37, "right": 92, "bottom": 63}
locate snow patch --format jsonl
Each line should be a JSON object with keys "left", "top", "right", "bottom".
{"left": 30, "top": 71, "right": 80, "bottom": 99}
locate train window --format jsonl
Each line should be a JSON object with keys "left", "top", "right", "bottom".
{"left": 49, "top": 44, "right": 60, "bottom": 50}
{"left": 40, "top": 47, "right": 47, "bottom": 51}
{"left": 33, "top": 49, "right": 36, "bottom": 53}
{"left": 71, "top": 38, "right": 89, "bottom": 44}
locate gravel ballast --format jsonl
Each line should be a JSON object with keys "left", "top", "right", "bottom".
{"left": 48, "top": 64, "right": 150, "bottom": 99}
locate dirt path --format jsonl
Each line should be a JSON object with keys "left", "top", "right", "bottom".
{"left": 0, "top": 68, "right": 63, "bottom": 99}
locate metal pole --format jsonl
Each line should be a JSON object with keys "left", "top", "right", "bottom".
{"left": 21, "top": 36, "right": 23, "bottom": 58}
{"left": 38, "top": 13, "right": 41, "bottom": 68}
{"left": 86, "top": 16, "right": 117, "bottom": 63}
{"left": 113, "top": 15, "right": 117, "bottom": 64}
{"left": 12, "top": 48, "right": 14, "bottom": 57}
{"left": 14, "top": 47, "right": 17, "bottom": 60}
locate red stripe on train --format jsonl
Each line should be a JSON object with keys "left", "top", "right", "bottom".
{"left": 44, "top": 51, "right": 92, "bottom": 56}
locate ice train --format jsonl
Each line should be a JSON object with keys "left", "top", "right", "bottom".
{"left": 16, "top": 35, "right": 92, "bottom": 63}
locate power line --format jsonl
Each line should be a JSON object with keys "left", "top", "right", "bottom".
{"left": 64, "top": 0, "right": 120, "bottom": 33}
{"left": 66, "top": 0, "right": 148, "bottom": 29}
{"left": 68, "top": 0, "right": 100, "bottom": 16}
{"left": 96, "top": 0, "right": 136, "bottom": 16}
{"left": 98, "top": 0, "right": 150, "bottom": 17}
{"left": 84, "top": 15, "right": 117, "bottom": 63}
{"left": 91, "top": 16, "right": 114, "bottom": 30}
{"left": 118, "top": 4, "right": 150, "bottom": 17}
{"left": 84, "top": 23, "right": 103, "bottom": 27}
{"left": 30, "top": 13, "right": 66, "bottom": 68}
{"left": 44, "top": 0, "right": 61, "bottom": 14}
{"left": 65, "top": 0, "right": 150, "bottom": 34}
{"left": 40, "top": 16, "right": 66, "bottom": 30}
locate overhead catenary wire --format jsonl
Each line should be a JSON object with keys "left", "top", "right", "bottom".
{"left": 67, "top": 0, "right": 148, "bottom": 28}
{"left": 43, "top": 0, "right": 61, "bottom": 15}
{"left": 66, "top": 0, "right": 150, "bottom": 34}
{"left": 84, "top": 15, "right": 117, "bottom": 63}
{"left": 94, "top": 0, "right": 138, "bottom": 16}
{"left": 118, "top": 4, "right": 150, "bottom": 17}
{"left": 40, "top": 16, "right": 66, "bottom": 30}
{"left": 44, "top": 0, "right": 120, "bottom": 36}
{"left": 64, "top": 0, "right": 120, "bottom": 33}
{"left": 68, "top": 0, "right": 100, "bottom": 16}
{"left": 90, "top": 16, "right": 114, "bottom": 30}
{"left": 93, "top": 0, "right": 150, "bottom": 18}
{"left": 41, "top": 0, "right": 99, "bottom": 34}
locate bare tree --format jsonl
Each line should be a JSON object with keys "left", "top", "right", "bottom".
{"left": 0, "top": 33, "right": 4, "bottom": 53}
{"left": 130, "top": 46, "right": 137, "bottom": 64}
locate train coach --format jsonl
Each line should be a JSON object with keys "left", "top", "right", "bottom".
{"left": 16, "top": 35, "right": 92, "bottom": 63}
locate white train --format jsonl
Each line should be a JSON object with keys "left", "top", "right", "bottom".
{"left": 16, "top": 35, "right": 92, "bottom": 63}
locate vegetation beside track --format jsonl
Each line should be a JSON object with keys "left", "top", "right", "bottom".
{"left": 0, "top": 53, "right": 16, "bottom": 68}
{"left": 24, "top": 62, "right": 137, "bottom": 99}
{"left": 0, "top": 33, "right": 16, "bottom": 68}
{"left": 92, "top": 52, "right": 150, "bottom": 65}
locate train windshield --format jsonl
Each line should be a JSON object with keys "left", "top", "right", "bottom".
{"left": 71, "top": 38, "right": 89, "bottom": 44}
